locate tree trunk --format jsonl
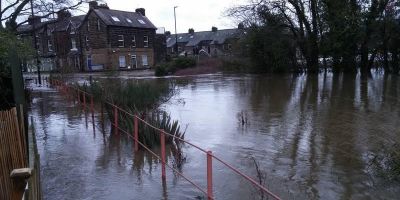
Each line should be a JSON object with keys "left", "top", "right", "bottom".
{"left": 360, "top": 43, "right": 371, "bottom": 78}
{"left": 392, "top": 48, "right": 399, "bottom": 74}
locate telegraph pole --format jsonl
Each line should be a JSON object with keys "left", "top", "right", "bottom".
{"left": 174, "top": 6, "right": 178, "bottom": 54}
{"left": 30, "top": 0, "right": 41, "bottom": 85}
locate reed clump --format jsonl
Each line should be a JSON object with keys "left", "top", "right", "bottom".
{"left": 79, "top": 80, "right": 186, "bottom": 148}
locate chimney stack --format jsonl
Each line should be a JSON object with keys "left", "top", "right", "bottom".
{"left": 88, "top": 1, "right": 98, "bottom": 9}
{"left": 28, "top": 16, "right": 41, "bottom": 25}
{"left": 57, "top": 10, "right": 71, "bottom": 21}
{"left": 238, "top": 23, "right": 244, "bottom": 29}
{"left": 165, "top": 31, "right": 171, "bottom": 36}
{"left": 212, "top": 26, "right": 218, "bottom": 32}
{"left": 188, "top": 28, "right": 194, "bottom": 34}
{"left": 135, "top": 8, "right": 146, "bottom": 16}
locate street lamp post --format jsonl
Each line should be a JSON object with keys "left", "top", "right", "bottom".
{"left": 30, "top": 0, "right": 41, "bottom": 85}
{"left": 174, "top": 6, "right": 178, "bottom": 55}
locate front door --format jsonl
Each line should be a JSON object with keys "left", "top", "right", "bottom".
{"left": 131, "top": 55, "right": 137, "bottom": 68}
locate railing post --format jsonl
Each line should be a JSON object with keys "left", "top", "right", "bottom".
{"left": 160, "top": 129, "right": 166, "bottom": 180}
{"left": 134, "top": 116, "right": 138, "bottom": 151}
{"left": 114, "top": 106, "right": 118, "bottom": 135}
{"left": 90, "top": 95, "right": 94, "bottom": 119}
{"left": 78, "top": 90, "right": 81, "bottom": 105}
{"left": 100, "top": 102, "right": 104, "bottom": 128}
{"left": 207, "top": 151, "right": 213, "bottom": 200}
{"left": 83, "top": 92, "right": 86, "bottom": 112}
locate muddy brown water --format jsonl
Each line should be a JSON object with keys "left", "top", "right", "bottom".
{"left": 29, "top": 73, "right": 400, "bottom": 199}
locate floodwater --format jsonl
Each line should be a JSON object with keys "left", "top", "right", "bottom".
{"left": 28, "top": 73, "right": 400, "bottom": 200}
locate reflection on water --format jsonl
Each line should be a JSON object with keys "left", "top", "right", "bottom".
{"left": 29, "top": 73, "right": 400, "bottom": 199}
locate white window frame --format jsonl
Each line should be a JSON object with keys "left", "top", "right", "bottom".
{"left": 85, "top": 36, "right": 89, "bottom": 47}
{"left": 142, "top": 54, "right": 148, "bottom": 66}
{"left": 97, "top": 19, "right": 101, "bottom": 31}
{"left": 143, "top": 35, "right": 148, "bottom": 47}
{"left": 71, "top": 38, "right": 77, "bottom": 50}
{"left": 132, "top": 35, "right": 136, "bottom": 47}
{"left": 47, "top": 40, "right": 53, "bottom": 52}
{"left": 118, "top": 35, "right": 124, "bottom": 47}
{"left": 131, "top": 55, "right": 137, "bottom": 68}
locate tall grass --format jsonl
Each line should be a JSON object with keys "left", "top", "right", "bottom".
{"left": 78, "top": 79, "right": 185, "bottom": 147}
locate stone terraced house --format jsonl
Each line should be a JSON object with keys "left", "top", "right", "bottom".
{"left": 17, "top": 1, "right": 163, "bottom": 72}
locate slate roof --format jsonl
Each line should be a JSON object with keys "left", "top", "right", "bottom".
{"left": 93, "top": 8, "right": 156, "bottom": 29}
{"left": 166, "top": 28, "right": 244, "bottom": 48}
{"left": 16, "top": 19, "right": 56, "bottom": 34}
{"left": 16, "top": 15, "right": 85, "bottom": 34}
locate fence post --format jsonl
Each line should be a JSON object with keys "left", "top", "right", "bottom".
{"left": 160, "top": 129, "right": 166, "bottom": 180}
{"left": 207, "top": 151, "right": 213, "bottom": 200}
{"left": 134, "top": 116, "right": 138, "bottom": 151}
{"left": 114, "top": 106, "right": 118, "bottom": 135}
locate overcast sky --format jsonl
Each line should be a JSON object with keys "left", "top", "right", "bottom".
{"left": 102, "top": 0, "right": 246, "bottom": 33}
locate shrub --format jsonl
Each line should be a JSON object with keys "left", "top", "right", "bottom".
{"left": 155, "top": 57, "right": 197, "bottom": 76}
{"left": 174, "top": 57, "right": 196, "bottom": 69}
{"left": 155, "top": 64, "right": 168, "bottom": 76}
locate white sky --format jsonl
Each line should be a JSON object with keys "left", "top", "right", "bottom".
{"left": 102, "top": 0, "right": 246, "bottom": 33}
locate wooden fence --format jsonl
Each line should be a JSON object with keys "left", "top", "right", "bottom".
{"left": 0, "top": 107, "right": 28, "bottom": 200}
{"left": 25, "top": 116, "right": 42, "bottom": 200}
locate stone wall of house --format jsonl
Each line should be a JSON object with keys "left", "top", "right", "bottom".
{"left": 80, "top": 11, "right": 108, "bottom": 50}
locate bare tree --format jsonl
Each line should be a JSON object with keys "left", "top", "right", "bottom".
{"left": 1, "top": 0, "right": 92, "bottom": 30}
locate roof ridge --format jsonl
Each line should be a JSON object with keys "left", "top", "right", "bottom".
{"left": 96, "top": 8, "right": 138, "bottom": 15}
{"left": 171, "top": 28, "right": 239, "bottom": 35}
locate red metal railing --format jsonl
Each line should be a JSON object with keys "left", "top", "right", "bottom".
{"left": 50, "top": 78, "right": 281, "bottom": 200}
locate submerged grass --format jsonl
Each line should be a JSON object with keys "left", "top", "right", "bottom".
{"left": 78, "top": 79, "right": 186, "bottom": 148}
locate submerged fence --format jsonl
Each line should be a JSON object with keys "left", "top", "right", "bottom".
{"left": 0, "top": 107, "right": 28, "bottom": 200}
{"left": 51, "top": 78, "right": 281, "bottom": 200}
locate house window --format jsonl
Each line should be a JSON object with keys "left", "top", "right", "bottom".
{"left": 71, "top": 38, "right": 77, "bottom": 50}
{"left": 87, "top": 20, "right": 90, "bottom": 31}
{"left": 126, "top": 18, "right": 132, "bottom": 23}
{"left": 132, "top": 35, "right": 136, "bottom": 47}
{"left": 85, "top": 36, "right": 89, "bottom": 47}
{"left": 48, "top": 40, "right": 53, "bottom": 52}
{"left": 111, "top": 16, "right": 120, "bottom": 22}
{"left": 87, "top": 55, "right": 92, "bottom": 70}
{"left": 178, "top": 46, "right": 182, "bottom": 52}
{"left": 131, "top": 55, "right": 137, "bottom": 68}
{"left": 142, "top": 55, "right": 148, "bottom": 66}
{"left": 143, "top": 35, "right": 148, "bottom": 47}
{"left": 118, "top": 35, "right": 124, "bottom": 47}
{"left": 228, "top": 44, "right": 232, "bottom": 50}
{"left": 47, "top": 29, "right": 51, "bottom": 36}
{"left": 137, "top": 19, "right": 146, "bottom": 24}
{"left": 119, "top": 56, "right": 126, "bottom": 68}
{"left": 97, "top": 19, "right": 101, "bottom": 31}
